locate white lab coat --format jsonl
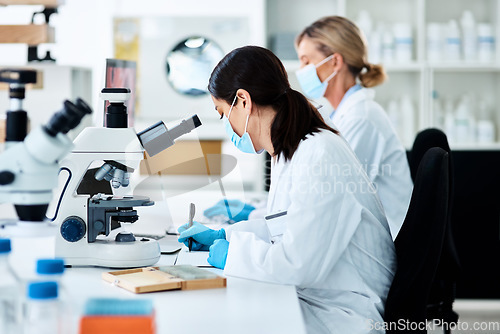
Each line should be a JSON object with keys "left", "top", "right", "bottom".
{"left": 225, "top": 129, "right": 396, "bottom": 334}
{"left": 331, "top": 87, "right": 412, "bottom": 239}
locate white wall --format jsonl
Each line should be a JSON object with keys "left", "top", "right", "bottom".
{"left": 0, "top": 0, "right": 266, "bottom": 116}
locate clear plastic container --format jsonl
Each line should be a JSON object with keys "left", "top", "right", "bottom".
{"left": 0, "top": 239, "right": 22, "bottom": 334}
{"left": 36, "top": 258, "right": 65, "bottom": 283}
{"left": 23, "top": 281, "right": 62, "bottom": 334}
{"left": 445, "top": 20, "right": 461, "bottom": 61}
{"left": 35, "top": 259, "right": 74, "bottom": 334}
{"left": 382, "top": 29, "right": 395, "bottom": 63}
{"left": 460, "top": 10, "right": 477, "bottom": 62}
{"left": 477, "top": 23, "right": 495, "bottom": 62}
{"left": 400, "top": 95, "right": 416, "bottom": 145}
{"left": 393, "top": 22, "right": 413, "bottom": 63}
{"left": 427, "top": 23, "right": 443, "bottom": 62}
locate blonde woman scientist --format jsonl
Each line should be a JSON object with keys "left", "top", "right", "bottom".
{"left": 178, "top": 46, "right": 396, "bottom": 334}
{"left": 294, "top": 16, "right": 413, "bottom": 239}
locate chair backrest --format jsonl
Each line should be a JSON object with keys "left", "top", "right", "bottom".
{"left": 409, "top": 128, "right": 451, "bottom": 182}
{"left": 385, "top": 147, "right": 449, "bottom": 333}
{"left": 408, "top": 128, "right": 461, "bottom": 322}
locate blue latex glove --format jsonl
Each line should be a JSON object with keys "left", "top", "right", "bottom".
{"left": 177, "top": 221, "right": 226, "bottom": 251}
{"left": 208, "top": 239, "right": 229, "bottom": 269}
{"left": 203, "top": 199, "right": 256, "bottom": 223}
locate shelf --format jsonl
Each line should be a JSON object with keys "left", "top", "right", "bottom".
{"left": 428, "top": 63, "right": 500, "bottom": 72}
{"left": 0, "top": 24, "right": 55, "bottom": 44}
{"left": 384, "top": 62, "right": 424, "bottom": 72}
{"left": 282, "top": 60, "right": 424, "bottom": 72}
{"left": 282, "top": 60, "right": 500, "bottom": 73}
{"left": 448, "top": 142, "right": 500, "bottom": 150}
{"left": 0, "top": 0, "right": 62, "bottom": 5}
{"left": 268, "top": 0, "right": 500, "bottom": 148}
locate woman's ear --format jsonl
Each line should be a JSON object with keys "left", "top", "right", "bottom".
{"left": 236, "top": 88, "right": 253, "bottom": 115}
{"left": 331, "top": 53, "right": 344, "bottom": 72}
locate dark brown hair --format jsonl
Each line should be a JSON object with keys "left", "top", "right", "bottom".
{"left": 208, "top": 46, "right": 337, "bottom": 161}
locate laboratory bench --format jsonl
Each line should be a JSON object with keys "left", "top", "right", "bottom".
{"left": 63, "top": 252, "right": 307, "bottom": 334}
{"left": 5, "top": 190, "right": 305, "bottom": 334}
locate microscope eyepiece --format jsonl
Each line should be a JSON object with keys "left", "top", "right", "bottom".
{"left": 44, "top": 98, "right": 92, "bottom": 137}
{"left": 100, "top": 88, "right": 131, "bottom": 128}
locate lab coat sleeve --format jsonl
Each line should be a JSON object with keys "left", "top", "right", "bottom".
{"left": 224, "top": 143, "right": 368, "bottom": 287}
{"left": 338, "top": 116, "right": 385, "bottom": 183}
{"left": 224, "top": 218, "right": 271, "bottom": 243}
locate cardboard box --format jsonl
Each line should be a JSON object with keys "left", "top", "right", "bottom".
{"left": 140, "top": 140, "right": 222, "bottom": 176}
{"left": 0, "top": 118, "right": 4, "bottom": 143}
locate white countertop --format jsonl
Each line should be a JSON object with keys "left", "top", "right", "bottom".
{"left": 4, "top": 189, "right": 304, "bottom": 334}
{"left": 63, "top": 252, "right": 306, "bottom": 334}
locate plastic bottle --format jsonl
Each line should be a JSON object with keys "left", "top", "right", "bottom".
{"left": 36, "top": 259, "right": 73, "bottom": 333}
{"left": 382, "top": 29, "right": 395, "bottom": 63}
{"left": 427, "top": 23, "right": 443, "bottom": 62}
{"left": 400, "top": 95, "right": 416, "bottom": 145}
{"left": 36, "top": 258, "right": 65, "bottom": 283}
{"left": 393, "top": 22, "right": 413, "bottom": 63}
{"left": 0, "top": 239, "right": 21, "bottom": 334}
{"left": 445, "top": 20, "right": 462, "bottom": 61}
{"left": 460, "top": 10, "right": 477, "bottom": 62}
{"left": 454, "top": 95, "right": 474, "bottom": 142}
{"left": 354, "top": 11, "right": 375, "bottom": 61}
{"left": 355, "top": 10, "right": 372, "bottom": 39}
{"left": 432, "top": 90, "right": 444, "bottom": 129}
{"left": 443, "top": 97, "right": 456, "bottom": 143}
{"left": 477, "top": 23, "right": 495, "bottom": 62}
{"left": 476, "top": 99, "right": 496, "bottom": 143}
{"left": 23, "top": 281, "right": 61, "bottom": 334}
{"left": 369, "top": 27, "right": 382, "bottom": 64}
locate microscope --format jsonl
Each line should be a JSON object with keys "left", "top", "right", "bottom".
{"left": 0, "top": 69, "right": 92, "bottom": 235}
{"left": 53, "top": 88, "right": 201, "bottom": 268}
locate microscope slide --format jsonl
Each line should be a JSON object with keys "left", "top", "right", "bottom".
{"left": 175, "top": 246, "right": 211, "bottom": 267}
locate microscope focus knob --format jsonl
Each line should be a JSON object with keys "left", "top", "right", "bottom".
{"left": 60, "top": 216, "right": 86, "bottom": 242}
{"left": 0, "top": 171, "right": 15, "bottom": 185}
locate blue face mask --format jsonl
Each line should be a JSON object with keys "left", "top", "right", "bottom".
{"left": 295, "top": 54, "right": 337, "bottom": 100}
{"left": 223, "top": 95, "right": 263, "bottom": 154}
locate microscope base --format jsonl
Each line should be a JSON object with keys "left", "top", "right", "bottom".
{"left": 56, "top": 238, "right": 160, "bottom": 268}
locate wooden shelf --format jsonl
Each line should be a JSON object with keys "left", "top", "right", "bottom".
{"left": 0, "top": 24, "right": 54, "bottom": 44}
{"left": 0, "top": 0, "right": 62, "bottom": 6}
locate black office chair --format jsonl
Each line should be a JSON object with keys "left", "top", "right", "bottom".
{"left": 385, "top": 148, "right": 449, "bottom": 334}
{"left": 409, "top": 128, "right": 451, "bottom": 182}
{"left": 409, "top": 129, "right": 460, "bottom": 333}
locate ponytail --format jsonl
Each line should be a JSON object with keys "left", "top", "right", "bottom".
{"left": 358, "top": 63, "right": 387, "bottom": 88}
{"left": 271, "top": 88, "right": 338, "bottom": 162}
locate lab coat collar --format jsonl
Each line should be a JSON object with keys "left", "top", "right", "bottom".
{"left": 331, "top": 87, "right": 375, "bottom": 123}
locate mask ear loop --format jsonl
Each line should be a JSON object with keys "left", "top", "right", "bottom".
{"left": 244, "top": 114, "right": 250, "bottom": 133}
{"left": 315, "top": 54, "right": 337, "bottom": 84}
{"left": 315, "top": 54, "right": 334, "bottom": 68}
{"left": 227, "top": 94, "right": 238, "bottom": 119}
{"left": 324, "top": 70, "right": 337, "bottom": 83}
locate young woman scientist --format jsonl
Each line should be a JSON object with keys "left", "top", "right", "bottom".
{"left": 178, "top": 46, "right": 396, "bottom": 334}
{"left": 295, "top": 16, "right": 413, "bottom": 239}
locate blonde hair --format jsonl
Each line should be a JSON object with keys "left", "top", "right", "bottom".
{"left": 296, "top": 16, "right": 387, "bottom": 88}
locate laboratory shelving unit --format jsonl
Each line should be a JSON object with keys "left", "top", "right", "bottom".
{"left": 266, "top": 0, "right": 500, "bottom": 149}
